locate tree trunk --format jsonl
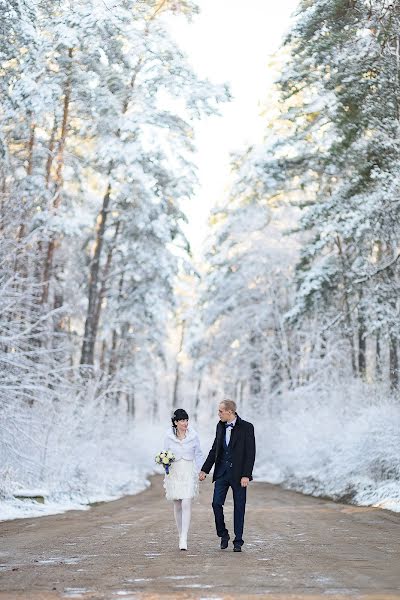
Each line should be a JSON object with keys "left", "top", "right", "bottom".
{"left": 389, "top": 335, "right": 399, "bottom": 391}
{"left": 373, "top": 241, "right": 383, "bottom": 381}
{"left": 319, "top": 332, "right": 327, "bottom": 360}
{"left": 90, "top": 221, "right": 120, "bottom": 361}
{"left": 172, "top": 320, "right": 185, "bottom": 408}
{"left": 128, "top": 390, "right": 135, "bottom": 416}
{"left": 152, "top": 369, "right": 159, "bottom": 420}
{"left": 239, "top": 380, "right": 245, "bottom": 413}
{"left": 45, "top": 116, "right": 59, "bottom": 188}
{"left": 108, "top": 329, "right": 119, "bottom": 376}
{"left": 250, "top": 359, "right": 262, "bottom": 394}
{"left": 41, "top": 48, "right": 73, "bottom": 305}
{"left": 336, "top": 235, "right": 357, "bottom": 375}
{"left": 109, "top": 267, "right": 126, "bottom": 376}
{"left": 249, "top": 333, "right": 262, "bottom": 409}
{"left": 15, "top": 120, "right": 35, "bottom": 260}
{"left": 358, "top": 299, "right": 366, "bottom": 378}
{"left": 0, "top": 174, "right": 6, "bottom": 235}
{"left": 358, "top": 326, "right": 366, "bottom": 378}
{"left": 11, "top": 120, "right": 36, "bottom": 337}
{"left": 27, "top": 121, "right": 36, "bottom": 176}
{"left": 375, "top": 334, "right": 382, "bottom": 381}
{"left": 193, "top": 374, "right": 202, "bottom": 421}
{"left": 270, "top": 327, "right": 284, "bottom": 394}
{"left": 100, "top": 339, "right": 107, "bottom": 372}
{"left": 80, "top": 182, "right": 112, "bottom": 366}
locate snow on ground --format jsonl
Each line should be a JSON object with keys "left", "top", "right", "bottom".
{"left": 0, "top": 420, "right": 163, "bottom": 522}
{"left": 253, "top": 379, "right": 400, "bottom": 513}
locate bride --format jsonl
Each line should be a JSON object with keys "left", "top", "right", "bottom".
{"left": 163, "top": 408, "right": 203, "bottom": 550}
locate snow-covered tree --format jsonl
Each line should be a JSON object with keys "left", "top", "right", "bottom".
{"left": 218, "top": 1, "right": 400, "bottom": 390}
{"left": 0, "top": 0, "right": 229, "bottom": 497}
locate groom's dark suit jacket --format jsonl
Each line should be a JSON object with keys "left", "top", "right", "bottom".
{"left": 201, "top": 415, "right": 256, "bottom": 485}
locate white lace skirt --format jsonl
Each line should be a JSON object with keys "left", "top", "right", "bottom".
{"left": 163, "top": 458, "right": 199, "bottom": 500}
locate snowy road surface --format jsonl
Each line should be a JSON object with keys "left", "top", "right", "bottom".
{"left": 0, "top": 475, "right": 400, "bottom": 599}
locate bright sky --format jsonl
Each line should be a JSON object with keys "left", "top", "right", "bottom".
{"left": 168, "top": 0, "right": 299, "bottom": 255}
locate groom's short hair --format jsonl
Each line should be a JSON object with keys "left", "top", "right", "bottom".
{"left": 221, "top": 399, "right": 237, "bottom": 413}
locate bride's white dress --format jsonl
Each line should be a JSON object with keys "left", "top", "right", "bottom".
{"left": 164, "top": 458, "right": 199, "bottom": 500}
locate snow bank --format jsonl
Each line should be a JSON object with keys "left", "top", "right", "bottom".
{"left": 253, "top": 379, "right": 400, "bottom": 512}
{"left": 0, "top": 406, "right": 167, "bottom": 522}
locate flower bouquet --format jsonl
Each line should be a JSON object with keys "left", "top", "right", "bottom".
{"left": 155, "top": 450, "right": 175, "bottom": 475}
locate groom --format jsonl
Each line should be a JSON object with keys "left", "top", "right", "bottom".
{"left": 199, "top": 399, "right": 256, "bottom": 552}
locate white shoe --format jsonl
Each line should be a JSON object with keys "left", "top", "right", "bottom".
{"left": 179, "top": 536, "right": 187, "bottom": 551}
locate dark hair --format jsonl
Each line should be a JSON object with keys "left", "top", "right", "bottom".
{"left": 171, "top": 408, "right": 189, "bottom": 435}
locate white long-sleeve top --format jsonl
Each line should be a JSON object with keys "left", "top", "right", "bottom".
{"left": 163, "top": 427, "right": 204, "bottom": 472}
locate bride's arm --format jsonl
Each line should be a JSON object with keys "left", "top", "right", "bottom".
{"left": 201, "top": 426, "right": 218, "bottom": 474}
{"left": 193, "top": 434, "right": 204, "bottom": 472}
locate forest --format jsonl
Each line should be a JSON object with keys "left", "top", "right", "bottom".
{"left": 1, "top": 0, "right": 399, "bottom": 519}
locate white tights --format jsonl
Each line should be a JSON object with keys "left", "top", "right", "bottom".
{"left": 173, "top": 498, "right": 192, "bottom": 543}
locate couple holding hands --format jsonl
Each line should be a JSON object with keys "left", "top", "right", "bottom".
{"left": 162, "top": 400, "right": 256, "bottom": 552}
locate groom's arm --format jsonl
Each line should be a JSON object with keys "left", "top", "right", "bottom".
{"left": 242, "top": 422, "right": 256, "bottom": 480}
{"left": 200, "top": 426, "right": 218, "bottom": 475}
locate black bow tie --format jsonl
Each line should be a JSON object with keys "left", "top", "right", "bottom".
{"left": 225, "top": 423, "right": 234, "bottom": 429}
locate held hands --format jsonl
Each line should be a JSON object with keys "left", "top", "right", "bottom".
{"left": 199, "top": 472, "right": 249, "bottom": 486}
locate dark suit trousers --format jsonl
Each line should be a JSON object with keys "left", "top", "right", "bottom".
{"left": 212, "top": 472, "right": 247, "bottom": 546}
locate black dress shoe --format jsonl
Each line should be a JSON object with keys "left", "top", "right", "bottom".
{"left": 233, "top": 544, "right": 242, "bottom": 552}
{"left": 220, "top": 536, "right": 230, "bottom": 549}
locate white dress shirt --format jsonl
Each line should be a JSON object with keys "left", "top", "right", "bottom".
{"left": 225, "top": 416, "right": 237, "bottom": 446}
{"left": 163, "top": 427, "right": 204, "bottom": 472}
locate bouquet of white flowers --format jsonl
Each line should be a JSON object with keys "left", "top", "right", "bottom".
{"left": 155, "top": 450, "right": 175, "bottom": 475}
